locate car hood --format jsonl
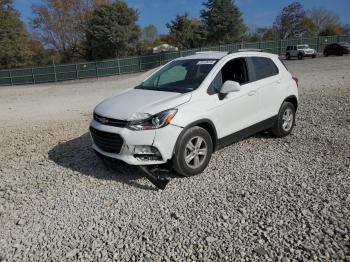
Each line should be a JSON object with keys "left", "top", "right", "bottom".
{"left": 94, "top": 88, "right": 192, "bottom": 120}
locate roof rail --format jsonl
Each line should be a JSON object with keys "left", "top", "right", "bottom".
{"left": 237, "top": 48, "right": 263, "bottom": 52}
{"left": 227, "top": 48, "right": 263, "bottom": 54}
{"left": 195, "top": 51, "right": 228, "bottom": 55}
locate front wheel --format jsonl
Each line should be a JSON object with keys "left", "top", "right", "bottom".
{"left": 172, "top": 126, "right": 213, "bottom": 177}
{"left": 312, "top": 54, "right": 316, "bottom": 58}
{"left": 286, "top": 53, "right": 291, "bottom": 60}
{"left": 298, "top": 53, "right": 303, "bottom": 60}
{"left": 271, "top": 102, "right": 296, "bottom": 138}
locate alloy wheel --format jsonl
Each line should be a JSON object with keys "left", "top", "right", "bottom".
{"left": 184, "top": 136, "right": 208, "bottom": 169}
{"left": 282, "top": 108, "right": 294, "bottom": 132}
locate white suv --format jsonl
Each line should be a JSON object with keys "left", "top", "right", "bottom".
{"left": 286, "top": 44, "right": 316, "bottom": 60}
{"left": 90, "top": 51, "right": 298, "bottom": 180}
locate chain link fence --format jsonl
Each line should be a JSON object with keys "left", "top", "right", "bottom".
{"left": 1, "top": 35, "right": 349, "bottom": 86}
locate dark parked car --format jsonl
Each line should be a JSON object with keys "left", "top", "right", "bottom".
{"left": 323, "top": 42, "right": 350, "bottom": 56}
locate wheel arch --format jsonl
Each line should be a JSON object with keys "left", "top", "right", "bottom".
{"left": 173, "top": 119, "right": 219, "bottom": 155}
{"left": 284, "top": 95, "right": 298, "bottom": 111}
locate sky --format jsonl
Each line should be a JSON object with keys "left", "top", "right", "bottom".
{"left": 14, "top": 0, "right": 350, "bottom": 34}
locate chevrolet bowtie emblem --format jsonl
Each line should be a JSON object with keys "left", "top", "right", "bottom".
{"left": 98, "top": 117, "right": 109, "bottom": 124}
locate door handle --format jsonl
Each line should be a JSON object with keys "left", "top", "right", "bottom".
{"left": 248, "top": 90, "right": 257, "bottom": 96}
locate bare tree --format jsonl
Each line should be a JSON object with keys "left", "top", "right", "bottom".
{"left": 274, "top": 2, "right": 315, "bottom": 39}
{"left": 142, "top": 24, "right": 158, "bottom": 42}
{"left": 307, "top": 8, "right": 341, "bottom": 34}
{"left": 31, "top": 0, "right": 111, "bottom": 62}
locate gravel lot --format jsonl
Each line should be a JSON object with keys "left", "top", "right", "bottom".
{"left": 0, "top": 56, "right": 349, "bottom": 261}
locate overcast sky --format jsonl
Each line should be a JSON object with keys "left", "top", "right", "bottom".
{"left": 14, "top": 0, "right": 350, "bottom": 33}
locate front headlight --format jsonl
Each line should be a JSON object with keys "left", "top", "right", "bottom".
{"left": 127, "top": 109, "right": 178, "bottom": 131}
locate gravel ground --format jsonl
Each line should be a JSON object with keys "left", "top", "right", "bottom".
{"left": 0, "top": 56, "right": 349, "bottom": 261}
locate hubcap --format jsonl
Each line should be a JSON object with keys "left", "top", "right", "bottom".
{"left": 282, "top": 108, "right": 294, "bottom": 132}
{"left": 184, "top": 136, "right": 207, "bottom": 169}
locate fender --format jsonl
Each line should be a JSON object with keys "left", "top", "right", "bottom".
{"left": 172, "top": 119, "right": 219, "bottom": 156}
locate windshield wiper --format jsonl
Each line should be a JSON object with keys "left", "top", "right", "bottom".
{"left": 137, "top": 85, "right": 189, "bottom": 93}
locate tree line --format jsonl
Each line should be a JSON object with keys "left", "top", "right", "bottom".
{"left": 0, "top": 0, "right": 349, "bottom": 69}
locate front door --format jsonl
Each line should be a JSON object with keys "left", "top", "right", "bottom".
{"left": 206, "top": 58, "right": 259, "bottom": 139}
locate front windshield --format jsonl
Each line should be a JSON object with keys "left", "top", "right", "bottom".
{"left": 139, "top": 59, "right": 218, "bottom": 93}
{"left": 298, "top": 45, "right": 309, "bottom": 49}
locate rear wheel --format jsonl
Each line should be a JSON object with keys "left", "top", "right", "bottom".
{"left": 271, "top": 102, "right": 296, "bottom": 138}
{"left": 312, "top": 54, "right": 316, "bottom": 58}
{"left": 286, "top": 53, "right": 291, "bottom": 60}
{"left": 324, "top": 51, "right": 328, "bottom": 57}
{"left": 172, "top": 126, "right": 213, "bottom": 177}
{"left": 298, "top": 53, "right": 303, "bottom": 60}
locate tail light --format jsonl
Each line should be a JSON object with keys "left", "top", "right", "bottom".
{"left": 292, "top": 76, "right": 299, "bottom": 87}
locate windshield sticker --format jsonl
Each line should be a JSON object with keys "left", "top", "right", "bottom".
{"left": 197, "top": 61, "right": 216, "bottom": 65}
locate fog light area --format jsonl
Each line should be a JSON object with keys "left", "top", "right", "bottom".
{"left": 133, "top": 146, "right": 163, "bottom": 161}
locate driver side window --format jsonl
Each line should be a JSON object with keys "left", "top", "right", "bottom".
{"left": 208, "top": 58, "right": 249, "bottom": 94}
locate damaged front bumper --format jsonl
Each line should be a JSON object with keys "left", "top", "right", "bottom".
{"left": 90, "top": 119, "right": 183, "bottom": 165}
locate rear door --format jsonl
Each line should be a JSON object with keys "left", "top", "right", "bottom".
{"left": 246, "top": 56, "right": 284, "bottom": 121}
{"left": 293, "top": 46, "right": 298, "bottom": 56}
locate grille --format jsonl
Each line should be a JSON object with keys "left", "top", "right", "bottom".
{"left": 90, "top": 127, "right": 124, "bottom": 154}
{"left": 93, "top": 113, "right": 128, "bottom": 128}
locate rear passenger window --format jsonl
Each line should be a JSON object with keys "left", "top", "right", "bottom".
{"left": 251, "top": 57, "right": 279, "bottom": 81}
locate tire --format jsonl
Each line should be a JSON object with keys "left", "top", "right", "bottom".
{"left": 298, "top": 53, "right": 303, "bottom": 60}
{"left": 324, "top": 51, "right": 328, "bottom": 57}
{"left": 286, "top": 53, "right": 291, "bottom": 60}
{"left": 271, "top": 102, "right": 296, "bottom": 138}
{"left": 172, "top": 126, "right": 213, "bottom": 177}
{"left": 312, "top": 54, "right": 316, "bottom": 58}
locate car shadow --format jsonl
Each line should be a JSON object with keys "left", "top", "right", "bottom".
{"left": 48, "top": 133, "right": 175, "bottom": 191}
{"left": 252, "top": 131, "right": 276, "bottom": 139}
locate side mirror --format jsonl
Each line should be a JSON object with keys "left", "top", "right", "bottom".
{"left": 220, "top": 80, "right": 241, "bottom": 94}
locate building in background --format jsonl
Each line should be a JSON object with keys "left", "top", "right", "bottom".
{"left": 153, "top": 44, "right": 178, "bottom": 54}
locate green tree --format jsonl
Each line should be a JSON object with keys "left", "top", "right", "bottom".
{"left": 85, "top": 1, "right": 141, "bottom": 59}
{"left": 28, "top": 36, "right": 54, "bottom": 66}
{"left": 261, "top": 28, "right": 279, "bottom": 40}
{"left": 274, "top": 2, "right": 316, "bottom": 39}
{"left": 319, "top": 25, "right": 344, "bottom": 36}
{"left": 201, "top": 0, "right": 247, "bottom": 44}
{"left": 0, "top": 0, "right": 33, "bottom": 69}
{"left": 166, "top": 14, "right": 206, "bottom": 49}
{"left": 254, "top": 27, "right": 279, "bottom": 40}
